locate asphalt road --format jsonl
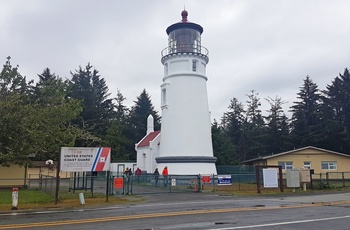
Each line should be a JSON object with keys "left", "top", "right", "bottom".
{"left": 1, "top": 192, "right": 350, "bottom": 229}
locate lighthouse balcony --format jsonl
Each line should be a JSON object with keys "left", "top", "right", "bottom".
{"left": 161, "top": 45, "right": 209, "bottom": 63}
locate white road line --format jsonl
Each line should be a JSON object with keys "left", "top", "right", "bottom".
{"left": 212, "top": 215, "right": 350, "bottom": 229}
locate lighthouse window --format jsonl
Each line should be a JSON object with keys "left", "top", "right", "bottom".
{"left": 165, "top": 63, "right": 168, "bottom": 75}
{"left": 192, "top": 60, "right": 197, "bottom": 72}
{"left": 161, "top": 88, "right": 167, "bottom": 105}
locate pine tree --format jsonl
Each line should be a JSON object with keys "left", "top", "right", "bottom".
{"left": 221, "top": 97, "right": 245, "bottom": 146}
{"left": 69, "top": 63, "right": 115, "bottom": 146}
{"left": 211, "top": 120, "right": 237, "bottom": 165}
{"left": 264, "top": 96, "right": 292, "bottom": 154}
{"left": 322, "top": 69, "right": 350, "bottom": 153}
{"left": 238, "top": 90, "right": 265, "bottom": 160}
{"left": 126, "top": 89, "right": 160, "bottom": 160}
{"left": 104, "top": 89, "right": 132, "bottom": 161}
{"left": 290, "top": 76, "right": 322, "bottom": 148}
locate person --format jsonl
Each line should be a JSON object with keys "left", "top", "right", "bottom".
{"left": 162, "top": 166, "right": 168, "bottom": 187}
{"left": 135, "top": 167, "right": 142, "bottom": 182}
{"left": 154, "top": 168, "right": 160, "bottom": 186}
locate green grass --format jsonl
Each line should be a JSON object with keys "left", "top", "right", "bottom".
{"left": 0, "top": 189, "right": 54, "bottom": 204}
{"left": 0, "top": 189, "right": 137, "bottom": 212}
{"left": 1, "top": 183, "right": 350, "bottom": 212}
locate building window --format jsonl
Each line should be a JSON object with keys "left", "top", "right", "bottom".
{"left": 161, "top": 88, "right": 167, "bottom": 105}
{"left": 304, "top": 161, "right": 311, "bottom": 169}
{"left": 164, "top": 63, "right": 168, "bottom": 75}
{"left": 321, "top": 162, "right": 337, "bottom": 170}
{"left": 192, "top": 60, "right": 197, "bottom": 72}
{"left": 278, "top": 161, "right": 293, "bottom": 170}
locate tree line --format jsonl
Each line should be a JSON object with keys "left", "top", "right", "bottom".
{"left": 1, "top": 56, "right": 349, "bottom": 167}
{"left": 215, "top": 71, "right": 350, "bottom": 164}
{"left": 0, "top": 57, "right": 160, "bottom": 166}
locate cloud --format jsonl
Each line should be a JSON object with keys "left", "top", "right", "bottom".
{"left": 1, "top": 0, "right": 350, "bottom": 122}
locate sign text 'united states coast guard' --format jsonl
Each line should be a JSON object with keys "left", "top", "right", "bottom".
{"left": 60, "top": 147, "right": 111, "bottom": 172}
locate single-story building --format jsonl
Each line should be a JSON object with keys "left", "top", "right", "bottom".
{"left": 243, "top": 146, "right": 350, "bottom": 175}
{"left": 0, "top": 164, "right": 27, "bottom": 187}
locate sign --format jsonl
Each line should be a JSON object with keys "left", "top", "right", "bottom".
{"left": 286, "top": 169, "right": 300, "bottom": 187}
{"left": 171, "top": 178, "right": 177, "bottom": 186}
{"left": 113, "top": 178, "right": 124, "bottom": 189}
{"left": 202, "top": 176, "right": 211, "bottom": 183}
{"left": 300, "top": 169, "right": 311, "bottom": 182}
{"left": 263, "top": 168, "right": 278, "bottom": 188}
{"left": 218, "top": 175, "right": 232, "bottom": 186}
{"left": 60, "top": 147, "right": 111, "bottom": 172}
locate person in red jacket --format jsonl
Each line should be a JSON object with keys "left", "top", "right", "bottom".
{"left": 135, "top": 167, "right": 142, "bottom": 183}
{"left": 162, "top": 166, "right": 168, "bottom": 187}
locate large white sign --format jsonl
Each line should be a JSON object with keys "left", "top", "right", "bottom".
{"left": 60, "top": 147, "right": 111, "bottom": 172}
{"left": 263, "top": 168, "right": 278, "bottom": 188}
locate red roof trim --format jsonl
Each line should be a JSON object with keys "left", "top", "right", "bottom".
{"left": 137, "top": 131, "right": 160, "bottom": 147}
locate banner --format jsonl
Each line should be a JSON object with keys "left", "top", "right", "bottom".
{"left": 60, "top": 147, "right": 111, "bottom": 172}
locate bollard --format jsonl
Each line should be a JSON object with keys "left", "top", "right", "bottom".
{"left": 12, "top": 187, "right": 19, "bottom": 210}
{"left": 79, "top": 193, "right": 85, "bottom": 205}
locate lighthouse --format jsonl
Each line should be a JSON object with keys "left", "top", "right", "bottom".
{"left": 156, "top": 10, "right": 217, "bottom": 175}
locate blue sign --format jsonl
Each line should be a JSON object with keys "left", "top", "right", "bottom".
{"left": 218, "top": 175, "right": 232, "bottom": 186}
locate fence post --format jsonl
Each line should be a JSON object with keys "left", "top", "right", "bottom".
{"left": 342, "top": 172, "right": 345, "bottom": 187}
{"left": 197, "top": 174, "right": 201, "bottom": 192}
{"left": 256, "top": 166, "right": 261, "bottom": 193}
{"left": 238, "top": 173, "right": 241, "bottom": 191}
{"left": 12, "top": 187, "right": 19, "bottom": 210}
{"left": 130, "top": 175, "right": 133, "bottom": 195}
{"left": 169, "top": 176, "right": 172, "bottom": 193}
{"left": 326, "top": 172, "right": 329, "bottom": 185}
{"left": 105, "top": 171, "right": 110, "bottom": 202}
{"left": 211, "top": 174, "right": 214, "bottom": 192}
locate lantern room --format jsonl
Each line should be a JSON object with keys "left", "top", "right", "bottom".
{"left": 162, "top": 10, "right": 208, "bottom": 58}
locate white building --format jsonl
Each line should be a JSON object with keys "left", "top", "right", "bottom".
{"left": 135, "top": 115, "right": 160, "bottom": 174}
{"left": 136, "top": 10, "right": 217, "bottom": 175}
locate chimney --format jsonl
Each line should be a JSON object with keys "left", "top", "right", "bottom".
{"left": 147, "top": 114, "right": 154, "bottom": 135}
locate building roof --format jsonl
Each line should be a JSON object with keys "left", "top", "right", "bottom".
{"left": 136, "top": 130, "right": 160, "bottom": 148}
{"left": 166, "top": 10, "right": 203, "bottom": 35}
{"left": 243, "top": 146, "right": 350, "bottom": 163}
{"left": 31, "top": 161, "right": 58, "bottom": 167}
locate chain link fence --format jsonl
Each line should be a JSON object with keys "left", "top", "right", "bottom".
{"left": 2, "top": 167, "right": 350, "bottom": 208}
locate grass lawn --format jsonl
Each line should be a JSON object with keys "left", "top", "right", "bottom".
{"left": 0, "top": 189, "right": 137, "bottom": 212}
{"left": 1, "top": 183, "right": 349, "bottom": 212}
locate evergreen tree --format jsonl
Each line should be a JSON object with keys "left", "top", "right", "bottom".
{"left": 212, "top": 120, "right": 237, "bottom": 165}
{"left": 69, "top": 63, "right": 115, "bottom": 146}
{"left": 115, "top": 89, "right": 129, "bottom": 121}
{"left": 321, "top": 69, "right": 350, "bottom": 153}
{"left": 290, "top": 76, "right": 322, "bottom": 148}
{"left": 127, "top": 89, "right": 160, "bottom": 160}
{"left": 104, "top": 89, "right": 132, "bottom": 161}
{"left": 238, "top": 90, "right": 265, "bottom": 160}
{"left": 221, "top": 97, "right": 245, "bottom": 146}
{"left": 264, "top": 96, "right": 292, "bottom": 154}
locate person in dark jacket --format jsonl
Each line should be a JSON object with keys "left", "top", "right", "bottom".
{"left": 154, "top": 168, "right": 160, "bottom": 186}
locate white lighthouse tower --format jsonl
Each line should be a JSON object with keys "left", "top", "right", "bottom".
{"left": 156, "top": 10, "right": 217, "bottom": 175}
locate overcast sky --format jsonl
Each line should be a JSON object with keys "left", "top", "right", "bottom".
{"left": 1, "top": 0, "right": 350, "bottom": 121}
